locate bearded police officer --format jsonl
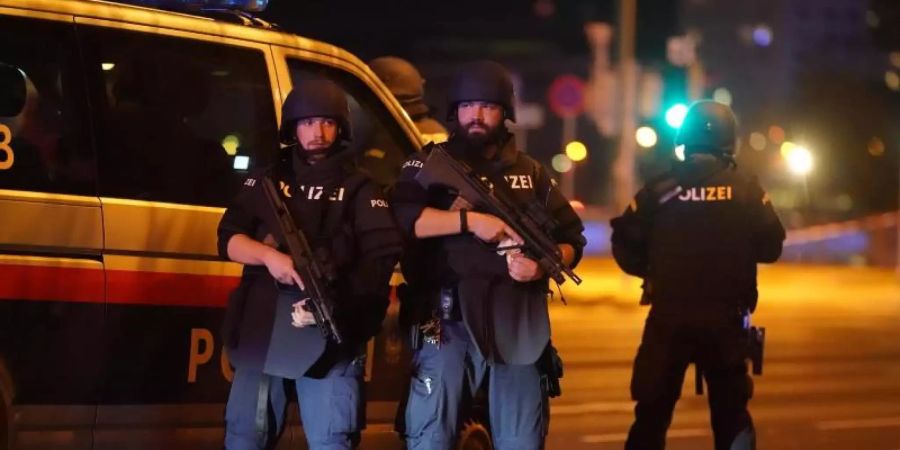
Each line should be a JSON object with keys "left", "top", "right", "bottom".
{"left": 217, "top": 78, "right": 402, "bottom": 450}
{"left": 369, "top": 56, "right": 448, "bottom": 144}
{"left": 391, "top": 60, "right": 586, "bottom": 450}
{"left": 611, "top": 101, "right": 785, "bottom": 450}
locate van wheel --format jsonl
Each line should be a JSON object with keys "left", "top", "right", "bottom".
{"left": 456, "top": 420, "right": 492, "bottom": 450}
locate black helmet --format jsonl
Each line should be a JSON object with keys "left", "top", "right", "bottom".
{"left": 674, "top": 100, "right": 738, "bottom": 159}
{"left": 279, "top": 78, "right": 351, "bottom": 145}
{"left": 447, "top": 60, "right": 516, "bottom": 122}
{"left": 369, "top": 56, "right": 429, "bottom": 118}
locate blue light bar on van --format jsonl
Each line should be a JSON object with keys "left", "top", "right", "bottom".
{"left": 112, "top": 0, "right": 269, "bottom": 12}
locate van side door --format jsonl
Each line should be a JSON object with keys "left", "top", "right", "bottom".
{"left": 75, "top": 18, "right": 281, "bottom": 450}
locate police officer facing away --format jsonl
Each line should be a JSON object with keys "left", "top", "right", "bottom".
{"left": 217, "top": 78, "right": 402, "bottom": 450}
{"left": 610, "top": 101, "right": 785, "bottom": 450}
{"left": 369, "top": 56, "right": 448, "bottom": 144}
{"left": 391, "top": 60, "right": 586, "bottom": 450}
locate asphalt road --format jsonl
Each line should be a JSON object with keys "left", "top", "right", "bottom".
{"left": 545, "top": 260, "right": 900, "bottom": 450}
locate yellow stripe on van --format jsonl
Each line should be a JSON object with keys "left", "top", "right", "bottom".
{"left": 105, "top": 254, "right": 242, "bottom": 277}
{"left": 0, "top": 189, "right": 100, "bottom": 207}
{"left": 100, "top": 197, "right": 224, "bottom": 257}
{"left": 0, "top": 254, "right": 102, "bottom": 270}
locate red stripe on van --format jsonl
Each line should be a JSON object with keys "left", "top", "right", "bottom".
{"left": 0, "top": 264, "right": 105, "bottom": 303}
{"left": 106, "top": 270, "right": 239, "bottom": 307}
{"left": 0, "top": 263, "right": 239, "bottom": 307}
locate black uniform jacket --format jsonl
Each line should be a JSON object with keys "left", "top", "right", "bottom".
{"left": 611, "top": 156, "right": 785, "bottom": 316}
{"left": 217, "top": 149, "right": 402, "bottom": 378}
{"left": 391, "top": 134, "right": 586, "bottom": 365}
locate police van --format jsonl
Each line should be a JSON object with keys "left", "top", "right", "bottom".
{"left": 0, "top": 1, "right": 495, "bottom": 449}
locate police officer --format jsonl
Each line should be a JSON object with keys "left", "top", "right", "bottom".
{"left": 610, "top": 101, "right": 785, "bottom": 450}
{"left": 217, "top": 78, "right": 402, "bottom": 450}
{"left": 369, "top": 56, "right": 448, "bottom": 144}
{"left": 391, "top": 60, "right": 586, "bottom": 450}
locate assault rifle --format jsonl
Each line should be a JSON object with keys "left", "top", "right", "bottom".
{"left": 415, "top": 147, "right": 581, "bottom": 285}
{"left": 260, "top": 176, "right": 343, "bottom": 344}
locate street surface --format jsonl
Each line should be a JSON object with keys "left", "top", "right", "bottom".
{"left": 546, "top": 259, "right": 900, "bottom": 450}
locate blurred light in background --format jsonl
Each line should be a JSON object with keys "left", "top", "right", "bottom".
{"left": 221, "top": 134, "right": 240, "bottom": 156}
{"left": 635, "top": 126, "right": 658, "bottom": 148}
{"left": 674, "top": 144, "right": 686, "bottom": 161}
{"left": 533, "top": 0, "right": 555, "bottom": 18}
{"left": 891, "top": 52, "right": 900, "bottom": 68}
{"left": 784, "top": 144, "right": 813, "bottom": 176}
{"left": 867, "top": 10, "right": 880, "bottom": 28}
{"left": 234, "top": 155, "right": 250, "bottom": 170}
{"left": 665, "top": 103, "right": 688, "bottom": 128}
{"left": 868, "top": 137, "right": 886, "bottom": 157}
{"left": 835, "top": 194, "right": 854, "bottom": 212}
{"left": 565, "top": 140, "right": 588, "bottom": 162}
{"left": 713, "top": 87, "right": 733, "bottom": 106}
{"left": 737, "top": 25, "right": 754, "bottom": 46}
{"left": 768, "top": 125, "right": 786, "bottom": 145}
{"left": 752, "top": 25, "right": 773, "bottom": 47}
{"left": 102, "top": 63, "right": 116, "bottom": 71}
{"left": 552, "top": 154, "right": 573, "bottom": 173}
{"left": 749, "top": 132, "right": 767, "bottom": 151}
{"left": 780, "top": 141, "right": 797, "bottom": 158}
{"left": 885, "top": 71, "right": 900, "bottom": 91}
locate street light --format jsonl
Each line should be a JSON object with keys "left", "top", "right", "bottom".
{"left": 552, "top": 154, "right": 573, "bottom": 173}
{"left": 565, "top": 140, "right": 588, "bottom": 162}
{"left": 784, "top": 144, "right": 813, "bottom": 176}
{"left": 665, "top": 103, "right": 689, "bottom": 128}
{"left": 635, "top": 126, "right": 658, "bottom": 148}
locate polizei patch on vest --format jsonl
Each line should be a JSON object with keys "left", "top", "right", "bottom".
{"left": 503, "top": 174, "right": 534, "bottom": 190}
{"left": 677, "top": 186, "right": 733, "bottom": 202}
{"left": 402, "top": 159, "right": 425, "bottom": 169}
{"left": 295, "top": 185, "right": 346, "bottom": 201}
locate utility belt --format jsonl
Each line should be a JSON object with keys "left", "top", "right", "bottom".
{"left": 398, "top": 284, "right": 462, "bottom": 351}
{"left": 400, "top": 283, "right": 566, "bottom": 398}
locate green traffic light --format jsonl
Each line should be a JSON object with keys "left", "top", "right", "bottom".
{"left": 665, "top": 103, "right": 689, "bottom": 128}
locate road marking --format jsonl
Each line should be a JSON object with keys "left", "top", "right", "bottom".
{"left": 580, "top": 428, "right": 709, "bottom": 444}
{"left": 580, "top": 433, "right": 628, "bottom": 444}
{"left": 551, "top": 401, "right": 635, "bottom": 415}
{"left": 817, "top": 417, "right": 900, "bottom": 431}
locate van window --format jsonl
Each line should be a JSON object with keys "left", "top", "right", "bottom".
{"left": 286, "top": 60, "right": 417, "bottom": 187}
{"left": 80, "top": 26, "right": 279, "bottom": 206}
{"left": 0, "top": 15, "right": 96, "bottom": 195}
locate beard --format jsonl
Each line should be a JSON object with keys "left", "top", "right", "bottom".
{"left": 455, "top": 119, "right": 506, "bottom": 159}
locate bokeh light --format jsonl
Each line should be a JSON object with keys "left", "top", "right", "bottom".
{"left": 565, "top": 141, "right": 588, "bottom": 162}
{"left": 635, "top": 126, "right": 659, "bottom": 148}
{"left": 552, "top": 154, "right": 573, "bottom": 173}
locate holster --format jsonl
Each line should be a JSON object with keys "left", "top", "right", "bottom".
{"left": 748, "top": 326, "right": 765, "bottom": 376}
{"left": 538, "top": 344, "right": 564, "bottom": 398}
